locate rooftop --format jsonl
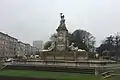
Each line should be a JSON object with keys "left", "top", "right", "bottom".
{"left": 0, "top": 32, "right": 18, "bottom": 40}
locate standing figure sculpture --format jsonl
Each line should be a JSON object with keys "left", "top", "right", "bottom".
{"left": 60, "top": 13, "right": 65, "bottom": 24}
{"left": 60, "top": 13, "right": 64, "bottom": 19}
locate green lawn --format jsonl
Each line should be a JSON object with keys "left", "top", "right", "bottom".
{"left": 0, "top": 70, "right": 104, "bottom": 80}
{"left": 102, "top": 69, "right": 120, "bottom": 80}
{"left": 108, "top": 69, "right": 120, "bottom": 80}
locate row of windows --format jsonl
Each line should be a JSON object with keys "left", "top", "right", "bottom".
{"left": 0, "top": 40, "right": 17, "bottom": 45}
{"left": 0, "top": 46, "right": 16, "bottom": 50}
{"left": 0, "top": 33, "right": 17, "bottom": 41}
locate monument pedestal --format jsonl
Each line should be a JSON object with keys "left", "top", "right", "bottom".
{"left": 95, "top": 68, "right": 99, "bottom": 76}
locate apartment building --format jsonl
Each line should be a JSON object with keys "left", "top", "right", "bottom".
{"left": 0, "top": 32, "right": 18, "bottom": 58}
{"left": 33, "top": 40, "right": 43, "bottom": 50}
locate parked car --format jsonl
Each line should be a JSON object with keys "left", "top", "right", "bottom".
{"left": 5, "top": 58, "right": 13, "bottom": 62}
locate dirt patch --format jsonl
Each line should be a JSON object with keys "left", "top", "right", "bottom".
{"left": 0, "top": 76, "right": 55, "bottom": 80}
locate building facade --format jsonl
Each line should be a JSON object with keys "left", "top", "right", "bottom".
{"left": 17, "top": 41, "right": 26, "bottom": 57}
{"left": 17, "top": 42, "right": 34, "bottom": 56}
{"left": 25, "top": 43, "right": 32, "bottom": 55}
{"left": 0, "top": 32, "right": 18, "bottom": 58}
{"left": 31, "top": 47, "right": 39, "bottom": 54}
{"left": 0, "top": 32, "right": 36, "bottom": 58}
{"left": 33, "top": 40, "right": 43, "bottom": 50}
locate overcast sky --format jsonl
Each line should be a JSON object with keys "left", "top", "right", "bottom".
{"left": 0, "top": 0, "right": 120, "bottom": 46}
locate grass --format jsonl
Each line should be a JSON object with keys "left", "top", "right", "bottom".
{"left": 0, "top": 69, "right": 104, "bottom": 80}
{"left": 103, "top": 69, "right": 120, "bottom": 80}
{"left": 109, "top": 69, "right": 120, "bottom": 80}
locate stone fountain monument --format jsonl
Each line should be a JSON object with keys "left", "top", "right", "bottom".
{"left": 5, "top": 13, "right": 117, "bottom": 77}
{"left": 41, "top": 13, "right": 88, "bottom": 60}
{"left": 40, "top": 14, "right": 117, "bottom": 76}
{"left": 55, "top": 13, "right": 69, "bottom": 51}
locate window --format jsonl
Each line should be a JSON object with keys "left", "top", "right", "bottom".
{"left": 0, "top": 34, "right": 2, "bottom": 38}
